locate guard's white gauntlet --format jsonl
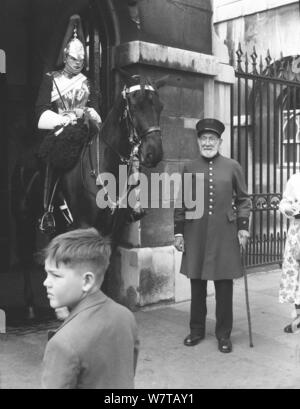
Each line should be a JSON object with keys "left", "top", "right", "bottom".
{"left": 86, "top": 107, "right": 102, "bottom": 124}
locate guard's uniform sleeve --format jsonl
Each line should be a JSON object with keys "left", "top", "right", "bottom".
{"left": 42, "top": 336, "right": 80, "bottom": 389}
{"left": 35, "top": 72, "right": 54, "bottom": 124}
{"left": 174, "top": 163, "right": 186, "bottom": 235}
{"left": 232, "top": 161, "right": 251, "bottom": 231}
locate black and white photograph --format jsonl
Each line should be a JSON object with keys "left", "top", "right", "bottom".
{"left": 0, "top": 0, "right": 300, "bottom": 392}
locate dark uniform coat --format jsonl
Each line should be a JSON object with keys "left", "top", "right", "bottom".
{"left": 174, "top": 153, "right": 251, "bottom": 280}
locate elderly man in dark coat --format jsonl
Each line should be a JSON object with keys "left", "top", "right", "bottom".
{"left": 174, "top": 118, "right": 251, "bottom": 353}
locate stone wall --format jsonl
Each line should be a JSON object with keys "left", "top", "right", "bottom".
{"left": 214, "top": 1, "right": 300, "bottom": 63}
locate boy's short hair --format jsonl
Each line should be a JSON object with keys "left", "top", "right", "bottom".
{"left": 43, "top": 228, "right": 111, "bottom": 280}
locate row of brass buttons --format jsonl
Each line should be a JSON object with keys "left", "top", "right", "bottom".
{"left": 208, "top": 161, "right": 213, "bottom": 216}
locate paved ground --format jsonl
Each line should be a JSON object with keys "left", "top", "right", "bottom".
{"left": 1, "top": 267, "right": 300, "bottom": 389}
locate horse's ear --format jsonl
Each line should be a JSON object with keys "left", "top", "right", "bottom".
{"left": 155, "top": 75, "right": 169, "bottom": 89}
{"left": 116, "top": 67, "right": 132, "bottom": 82}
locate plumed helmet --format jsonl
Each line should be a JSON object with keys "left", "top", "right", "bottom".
{"left": 56, "top": 15, "right": 86, "bottom": 67}
{"left": 64, "top": 27, "right": 85, "bottom": 61}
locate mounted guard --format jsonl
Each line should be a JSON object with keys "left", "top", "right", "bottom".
{"left": 36, "top": 14, "right": 101, "bottom": 235}
{"left": 14, "top": 28, "right": 166, "bottom": 318}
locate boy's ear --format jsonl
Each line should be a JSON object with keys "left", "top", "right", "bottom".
{"left": 82, "top": 271, "right": 96, "bottom": 292}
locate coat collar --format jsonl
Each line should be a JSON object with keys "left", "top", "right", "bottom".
{"left": 200, "top": 152, "right": 220, "bottom": 162}
{"left": 55, "top": 291, "right": 108, "bottom": 334}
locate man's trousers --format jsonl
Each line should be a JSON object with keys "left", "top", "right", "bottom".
{"left": 190, "top": 279, "right": 233, "bottom": 340}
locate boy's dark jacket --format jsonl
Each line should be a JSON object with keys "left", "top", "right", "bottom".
{"left": 42, "top": 291, "right": 139, "bottom": 389}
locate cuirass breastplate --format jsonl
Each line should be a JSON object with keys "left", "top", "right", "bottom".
{"left": 51, "top": 70, "right": 90, "bottom": 113}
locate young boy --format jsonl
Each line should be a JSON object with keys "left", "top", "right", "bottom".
{"left": 41, "top": 228, "right": 139, "bottom": 389}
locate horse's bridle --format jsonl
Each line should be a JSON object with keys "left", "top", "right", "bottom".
{"left": 81, "top": 83, "right": 162, "bottom": 219}
{"left": 88, "top": 83, "right": 162, "bottom": 173}
{"left": 121, "top": 84, "right": 161, "bottom": 151}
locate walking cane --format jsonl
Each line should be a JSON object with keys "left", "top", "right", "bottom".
{"left": 241, "top": 245, "right": 254, "bottom": 347}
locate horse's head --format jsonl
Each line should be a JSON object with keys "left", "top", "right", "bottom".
{"left": 119, "top": 71, "right": 166, "bottom": 168}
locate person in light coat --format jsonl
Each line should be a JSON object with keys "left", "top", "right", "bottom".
{"left": 279, "top": 173, "right": 300, "bottom": 333}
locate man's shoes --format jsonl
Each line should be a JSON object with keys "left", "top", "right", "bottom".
{"left": 183, "top": 333, "right": 205, "bottom": 347}
{"left": 218, "top": 338, "right": 232, "bottom": 353}
{"left": 283, "top": 314, "right": 300, "bottom": 333}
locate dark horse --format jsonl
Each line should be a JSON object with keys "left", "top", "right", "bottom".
{"left": 11, "top": 72, "right": 165, "bottom": 319}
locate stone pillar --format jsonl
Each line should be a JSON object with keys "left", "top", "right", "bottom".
{"left": 111, "top": 40, "right": 234, "bottom": 307}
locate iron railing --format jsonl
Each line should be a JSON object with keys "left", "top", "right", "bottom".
{"left": 231, "top": 44, "right": 300, "bottom": 267}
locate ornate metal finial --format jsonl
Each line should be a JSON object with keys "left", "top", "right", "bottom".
{"left": 245, "top": 52, "right": 249, "bottom": 74}
{"left": 259, "top": 55, "right": 263, "bottom": 75}
{"left": 265, "top": 49, "right": 272, "bottom": 76}
{"left": 250, "top": 46, "right": 258, "bottom": 74}
{"left": 265, "top": 50, "right": 272, "bottom": 67}
{"left": 278, "top": 52, "right": 285, "bottom": 79}
{"left": 236, "top": 43, "right": 244, "bottom": 72}
{"left": 273, "top": 59, "right": 278, "bottom": 78}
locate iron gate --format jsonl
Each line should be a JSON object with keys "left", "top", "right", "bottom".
{"left": 231, "top": 45, "right": 300, "bottom": 267}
